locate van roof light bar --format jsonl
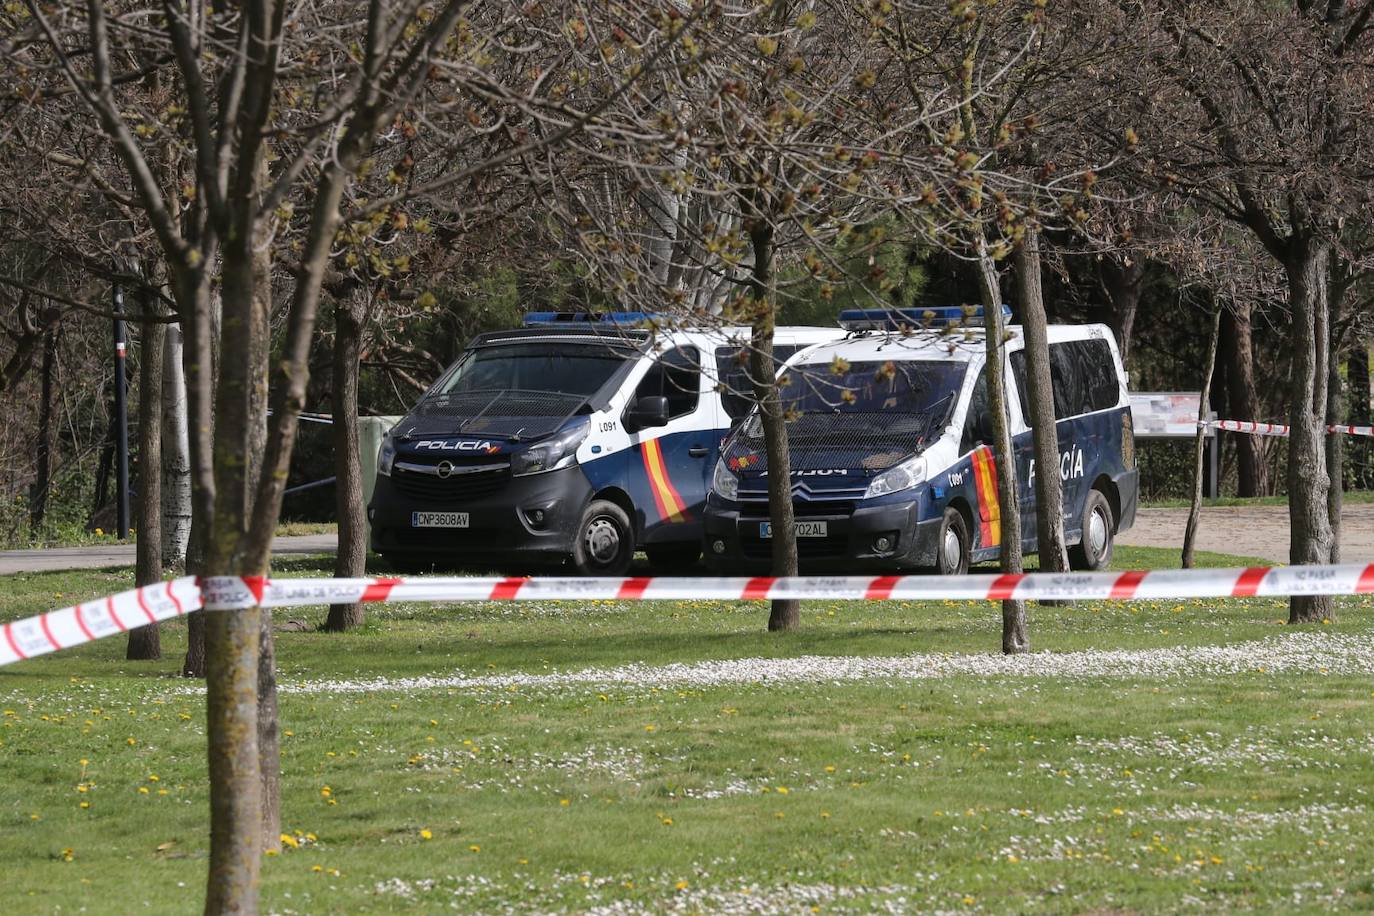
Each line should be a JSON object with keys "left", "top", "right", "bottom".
{"left": 522, "top": 311, "right": 660, "bottom": 328}
{"left": 837, "top": 305, "right": 1012, "bottom": 332}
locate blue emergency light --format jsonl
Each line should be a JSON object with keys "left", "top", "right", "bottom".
{"left": 522, "top": 311, "right": 659, "bottom": 327}
{"left": 837, "top": 304, "right": 1012, "bottom": 331}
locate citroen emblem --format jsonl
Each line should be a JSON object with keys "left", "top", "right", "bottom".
{"left": 436, "top": 460, "right": 455, "bottom": 479}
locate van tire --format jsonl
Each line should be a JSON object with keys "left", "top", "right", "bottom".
{"left": 1070, "top": 488, "right": 1115, "bottom": 571}
{"left": 646, "top": 543, "right": 702, "bottom": 572}
{"left": 573, "top": 500, "right": 635, "bottom": 576}
{"left": 934, "top": 507, "right": 970, "bottom": 575}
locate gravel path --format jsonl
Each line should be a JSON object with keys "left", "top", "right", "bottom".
{"left": 1117, "top": 504, "right": 1374, "bottom": 564}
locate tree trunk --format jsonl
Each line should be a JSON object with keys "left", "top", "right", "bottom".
{"left": 28, "top": 325, "right": 58, "bottom": 531}
{"left": 975, "top": 245, "right": 1027, "bottom": 654}
{"left": 325, "top": 289, "right": 369, "bottom": 632}
{"left": 1284, "top": 237, "right": 1334, "bottom": 623}
{"left": 129, "top": 304, "right": 165, "bottom": 661}
{"left": 1182, "top": 306, "right": 1223, "bottom": 569}
{"left": 1098, "top": 252, "right": 1145, "bottom": 373}
{"left": 162, "top": 323, "right": 193, "bottom": 568}
{"left": 1348, "top": 343, "right": 1370, "bottom": 488}
{"left": 203, "top": 605, "right": 263, "bottom": 915}
{"left": 747, "top": 220, "right": 799, "bottom": 632}
{"left": 249, "top": 203, "right": 281, "bottom": 855}
{"left": 202, "top": 227, "right": 268, "bottom": 910}
{"left": 1014, "top": 227, "right": 1069, "bottom": 576}
{"left": 1224, "top": 301, "right": 1269, "bottom": 497}
{"left": 1326, "top": 280, "right": 1344, "bottom": 565}
{"left": 92, "top": 423, "right": 115, "bottom": 523}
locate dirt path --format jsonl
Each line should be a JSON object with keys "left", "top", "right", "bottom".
{"left": 1118, "top": 504, "right": 1374, "bottom": 564}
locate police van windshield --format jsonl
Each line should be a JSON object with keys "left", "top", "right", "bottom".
{"left": 781, "top": 359, "right": 967, "bottom": 416}
{"left": 434, "top": 343, "right": 630, "bottom": 398}
{"left": 727, "top": 359, "right": 967, "bottom": 473}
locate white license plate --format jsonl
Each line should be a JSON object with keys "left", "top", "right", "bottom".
{"left": 760, "top": 520, "right": 828, "bottom": 538}
{"left": 412, "top": 511, "right": 469, "bottom": 528}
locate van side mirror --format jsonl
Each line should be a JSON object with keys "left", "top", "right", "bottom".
{"left": 625, "top": 395, "right": 670, "bottom": 432}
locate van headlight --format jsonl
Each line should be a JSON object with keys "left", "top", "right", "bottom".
{"left": 511, "top": 421, "right": 588, "bottom": 476}
{"left": 864, "top": 456, "right": 926, "bottom": 499}
{"left": 377, "top": 435, "right": 396, "bottom": 477}
{"left": 712, "top": 458, "right": 739, "bottom": 501}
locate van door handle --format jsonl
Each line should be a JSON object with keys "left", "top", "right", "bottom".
{"left": 688, "top": 446, "right": 709, "bottom": 458}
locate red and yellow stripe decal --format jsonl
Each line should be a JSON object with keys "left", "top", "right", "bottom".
{"left": 641, "top": 438, "right": 690, "bottom": 524}
{"left": 971, "top": 445, "right": 1001, "bottom": 548}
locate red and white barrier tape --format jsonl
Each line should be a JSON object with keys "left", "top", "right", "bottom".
{"left": 1205, "top": 419, "right": 1374, "bottom": 438}
{"left": 1, "top": 576, "right": 201, "bottom": 668}
{"left": 4, "top": 564, "right": 1372, "bottom": 669}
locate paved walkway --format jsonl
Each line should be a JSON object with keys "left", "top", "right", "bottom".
{"left": 1117, "top": 504, "right": 1374, "bottom": 565}
{"left": 1, "top": 506, "right": 1366, "bottom": 574}
{"left": 0, "top": 534, "right": 338, "bottom": 575}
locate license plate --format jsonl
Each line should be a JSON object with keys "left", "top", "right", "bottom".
{"left": 759, "top": 520, "right": 828, "bottom": 538}
{"left": 412, "top": 511, "right": 469, "bottom": 528}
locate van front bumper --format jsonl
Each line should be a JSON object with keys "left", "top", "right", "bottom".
{"left": 702, "top": 496, "right": 943, "bottom": 573}
{"left": 369, "top": 465, "right": 591, "bottom": 571}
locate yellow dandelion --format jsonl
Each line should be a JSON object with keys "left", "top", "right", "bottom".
{"left": 61, "top": 848, "right": 74, "bottom": 862}
{"left": 560, "top": 799, "right": 570, "bottom": 807}
{"left": 138, "top": 787, "right": 149, "bottom": 795}
{"left": 419, "top": 829, "right": 433, "bottom": 840}
{"left": 312, "top": 865, "right": 323, "bottom": 873}
{"left": 280, "top": 834, "right": 299, "bottom": 848}
{"left": 469, "top": 844, "right": 480, "bottom": 853}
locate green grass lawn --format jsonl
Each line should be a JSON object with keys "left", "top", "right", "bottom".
{"left": 1, "top": 547, "right": 1372, "bottom": 913}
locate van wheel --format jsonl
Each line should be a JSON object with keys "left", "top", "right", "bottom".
{"left": 573, "top": 500, "right": 634, "bottom": 576}
{"left": 934, "top": 507, "right": 970, "bottom": 575}
{"left": 1070, "top": 489, "right": 1115, "bottom": 571}
{"left": 646, "top": 543, "right": 702, "bottom": 572}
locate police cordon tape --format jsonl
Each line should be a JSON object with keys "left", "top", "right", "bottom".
{"left": 5, "top": 563, "right": 1374, "bottom": 669}
{"left": 1205, "top": 419, "right": 1374, "bottom": 438}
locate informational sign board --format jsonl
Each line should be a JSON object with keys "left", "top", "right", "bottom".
{"left": 1128, "top": 392, "right": 1211, "bottom": 439}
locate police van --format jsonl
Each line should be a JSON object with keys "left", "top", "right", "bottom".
{"left": 368, "top": 313, "right": 842, "bottom": 574}
{"left": 703, "top": 307, "right": 1138, "bottom": 573}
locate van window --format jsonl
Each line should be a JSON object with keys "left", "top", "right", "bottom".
{"left": 1009, "top": 339, "right": 1119, "bottom": 422}
{"left": 1048, "top": 339, "right": 1119, "bottom": 417}
{"left": 636, "top": 347, "right": 700, "bottom": 420}
{"left": 435, "top": 342, "right": 629, "bottom": 397}
{"left": 715, "top": 344, "right": 811, "bottom": 419}
{"left": 960, "top": 370, "right": 992, "bottom": 453}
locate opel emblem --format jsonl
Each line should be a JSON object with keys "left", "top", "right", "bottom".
{"left": 436, "top": 460, "right": 454, "bottom": 479}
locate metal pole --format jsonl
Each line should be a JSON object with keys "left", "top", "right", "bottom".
{"left": 113, "top": 283, "right": 130, "bottom": 540}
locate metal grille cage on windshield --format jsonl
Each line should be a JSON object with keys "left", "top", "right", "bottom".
{"left": 722, "top": 360, "right": 967, "bottom": 472}
{"left": 412, "top": 390, "right": 585, "bottom": 439}
{"left": 725, "top": 411, "right": 938, "bottom": 472}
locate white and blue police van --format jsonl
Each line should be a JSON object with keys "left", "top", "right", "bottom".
{"left": 368, "top": 313, "right": 843, "bottom": 575}
{"left": 703, "top": 307, "right": 1139, "bottom": 573}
